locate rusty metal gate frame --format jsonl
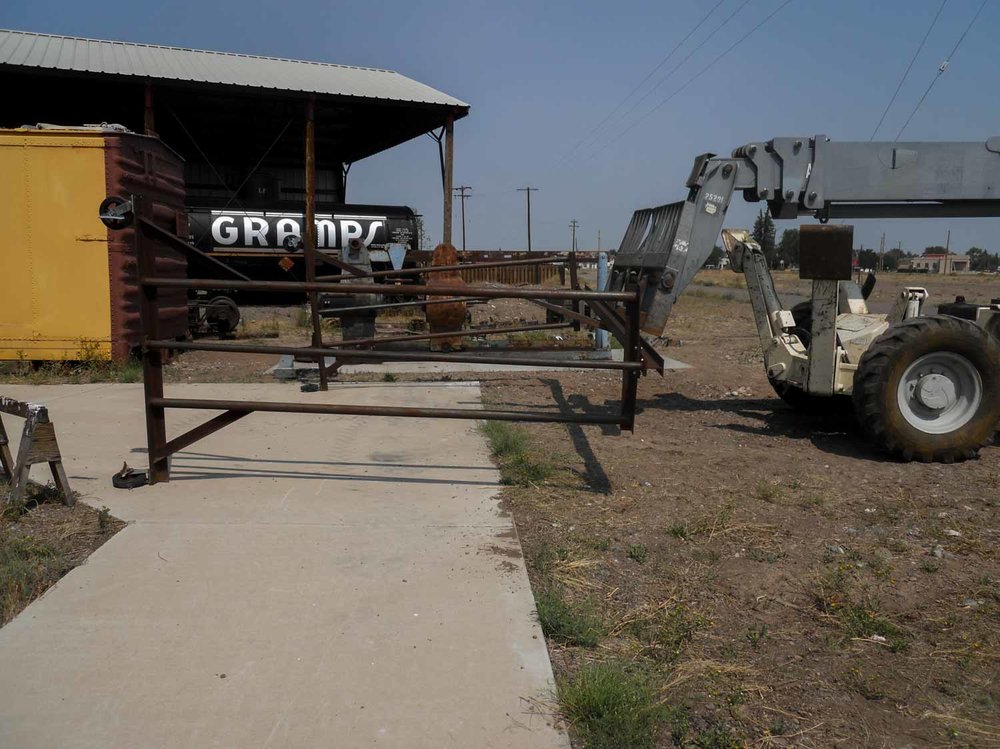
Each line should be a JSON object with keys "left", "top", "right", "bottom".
{"left": 119, "top": 196, "right": 658, "bottom": 484}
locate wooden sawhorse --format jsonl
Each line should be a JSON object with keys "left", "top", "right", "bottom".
{"left": 0, "top": 396, "right": 73, "bottom": 505}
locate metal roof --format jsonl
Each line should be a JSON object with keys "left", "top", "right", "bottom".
{"left": 0, "top": 28, "right": 467, "bottom": 108}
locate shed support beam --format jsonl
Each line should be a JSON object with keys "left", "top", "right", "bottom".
{"left": 304, "top": 96, "right": 328, "bottom": 391}
{"left": 442, "top": 115, "right": 454, "bottom": 246}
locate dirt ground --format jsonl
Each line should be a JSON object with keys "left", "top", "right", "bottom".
{"left": 481, "top": 280, "right": 998, "bottom": 749}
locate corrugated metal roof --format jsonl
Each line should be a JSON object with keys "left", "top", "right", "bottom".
{"left": 0, "top": 29, "right": 468, "bottom": 108}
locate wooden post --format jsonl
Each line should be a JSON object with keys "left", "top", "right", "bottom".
{"left": 304, "top": 96, "right": 328, "bottom": 391}
{"left": 442, "top": 115, "right": 454, "bottom": 245}
{"left": 0, "top": 414, "right": 13, "bottom": 483}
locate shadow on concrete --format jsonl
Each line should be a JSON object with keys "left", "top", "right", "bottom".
{"left": 166, "top": 464, "right": 497, "bottom": 485}
{"left": 131, "top": 448, "right": 492, "bottom": 472}
{"left": 129, "top": 449, "right": 497, "bottom": 485}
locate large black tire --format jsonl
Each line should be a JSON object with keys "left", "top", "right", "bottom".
{"left": 789, "top": 301, "right": 813, "bottom": 348}
{"left": 768, "top": 377, "right": 852, "bottom": 416}
{"left": 852, "top": 315, "right": 1000, "bottom": 462}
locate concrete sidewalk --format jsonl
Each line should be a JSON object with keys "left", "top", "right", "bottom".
{"left": 0, "top": 383, "right": 568, "bottom": 749}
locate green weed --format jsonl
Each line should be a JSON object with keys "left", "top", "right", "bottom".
{"left": 667, "top": 524, "right": 688, "bottom": 540}
{"left": 627, "top": 544, "right": 649, "bottom": 564}
{"left": 838, "top": 601, "right": 909, "bottom": 652}
{"left": 534, "top": 585, "right": 605, "bottom": 647}
{"left": 558, "top": 661, "right": 671, "bottom": 749}
{"left": 632, "top": 604, "right": 706, "bottom": 662}
{"left": 480, "top": 421, "right": 556, "bottom": 486}
{"left": 746, "top": 623, "right": 768, "bottom": 649}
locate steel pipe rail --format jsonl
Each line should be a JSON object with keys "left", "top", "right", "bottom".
{"left": 147, "top": 398, "right": 624, "bottom": 426}
{"left": 319, "top": 296, "right": 487, "bottom": 316}
{"left": 145, "top": 339, "right": 643, "bottom": 370}
{"left": 316, "top": 254, "right": 571, "bottom": 282}
{"left": 140, "top": 277, "right": 638, "bottom": 302}
{"left": 318, "top": 321, "right": 571, "bottom": 349}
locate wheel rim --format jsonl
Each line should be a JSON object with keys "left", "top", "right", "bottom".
{"left": 896, "top": 351, "right": 983, "bottom": 434}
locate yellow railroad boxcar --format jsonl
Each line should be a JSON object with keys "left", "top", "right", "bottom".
{"left": 0, "top": 126, "right": 188, "bottom": 362}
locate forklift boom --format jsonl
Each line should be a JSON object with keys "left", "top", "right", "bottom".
{"left": 609, "top": 136, "right": 1000, "bottom": 335}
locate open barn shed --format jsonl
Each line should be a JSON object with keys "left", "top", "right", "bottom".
{"left": 0, "top": 28, "right": 469, "bottom": 216}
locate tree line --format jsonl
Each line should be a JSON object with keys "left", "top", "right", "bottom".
{"left": 737, "top": 209, "right": 999, "bottom": 272}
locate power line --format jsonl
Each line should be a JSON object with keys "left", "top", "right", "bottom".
{"left": 555, "top": 0, "right": 726, "bottom": 165}
{"left": 594, "top": 0, "right": 795, "bottom": 156}
{"left": 895, "top": 0, "right": 988, "bottom": 140}
{"left": 870, "top": 0, "right": 948, "bottom": 140}
{"left": 592, "top": 0, "right": 755, "bottom": 151}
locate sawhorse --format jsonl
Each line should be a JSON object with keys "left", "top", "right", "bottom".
{"left": 0, "top": 396, "right": 73, "bottom": 505}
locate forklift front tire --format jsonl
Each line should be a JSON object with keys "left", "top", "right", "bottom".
{"left": 853, "top": 315, "right": 1000, "bottom": 462}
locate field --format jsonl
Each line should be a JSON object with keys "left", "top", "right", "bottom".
{"left": 481, "top": 270, "right": 999, "bottom": 748}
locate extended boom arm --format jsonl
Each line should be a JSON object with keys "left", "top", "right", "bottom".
{"left": 609, "top": 135, "right": 1000, "bottom": 335}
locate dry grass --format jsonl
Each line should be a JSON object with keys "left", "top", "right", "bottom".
{"left": 1, "top": 481, "right": 124, "bottom": 626}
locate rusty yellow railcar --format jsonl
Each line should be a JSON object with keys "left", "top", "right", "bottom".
{"left": 0, "top": 126, "right": 187, "bottom": 361}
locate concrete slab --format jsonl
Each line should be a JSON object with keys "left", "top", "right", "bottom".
{"left": 0, "top": 383, "right": 568, "bottom": 749}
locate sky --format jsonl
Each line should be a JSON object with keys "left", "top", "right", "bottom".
{"left": 3, "top": 0, "right": 999, "bottom": 255}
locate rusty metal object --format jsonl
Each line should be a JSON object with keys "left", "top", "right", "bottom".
{"left": 424, "top": 243, "right": 468, "bottom": 351}
{"left": 116, "top": 198, "right": 651, "bottom": 485}
{"left": 146, "top": 339, "right": 642, "bottom": 370}
{"left": 142, "top": 277, "right": 636, "bottom": 301}
{"left": 319, "top": 296, "right": 487, "bottom": 317}
{"left": 149, "top": 398, "right": 623, "bottom": 426}
{"left": 304, "top": 96, "right": 328, "bottom": 391}
{"left": 104, "top": 133, "right": 188, "bottom": 360}
{"left": 315, "top": 253, "right": 571, "bottom": 283}
{"left": 323, "top": 321, "right": 570, "bottom": 349}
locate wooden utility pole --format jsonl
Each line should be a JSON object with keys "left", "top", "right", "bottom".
{"left": 569, "top": 219, "right": 579, "bottom": 252}
{"left": 453, "top": 185, "right": 472, "bottom": 251}
{"left": 516, "top": 186, "right": 538, "bottom": 252}
{"left": 442, "top": 116, "right": 455, "bottom": 245}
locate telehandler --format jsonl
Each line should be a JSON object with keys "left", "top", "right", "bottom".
{"left": 609, "top": 136, "right": 1000, "bottom": 462}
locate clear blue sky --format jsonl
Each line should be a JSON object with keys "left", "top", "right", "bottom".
{"left": 3, "top": 0, "right": 998, "bottom": 254}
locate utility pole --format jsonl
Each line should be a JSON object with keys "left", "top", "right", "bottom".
{"left": 453, "top": 185, "right": 472, "bottom": 251}
{"left": 516, "top": 186, "right": 538, "bottom": 252}
{"left": 569, "top": 219, "right": 579, "bottom": 252}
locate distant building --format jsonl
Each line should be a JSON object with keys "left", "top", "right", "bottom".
{"left": 901, "top": 253, "right": 970, "bottom": 274}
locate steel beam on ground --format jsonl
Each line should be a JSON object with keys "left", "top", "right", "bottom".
{"left": 145, "top": 339, "right": 643, "bottom": 370}
{"left": 322, "top": 321, "right": 570, "bottom": 349}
